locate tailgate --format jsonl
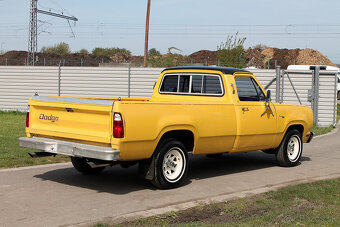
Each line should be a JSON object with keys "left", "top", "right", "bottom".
{"left": 27, "top": 96, "right": 114, "bottom": 145}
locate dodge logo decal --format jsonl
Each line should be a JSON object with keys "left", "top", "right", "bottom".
{"left": 39, "top": 114, "right": 59, "bottom": 122}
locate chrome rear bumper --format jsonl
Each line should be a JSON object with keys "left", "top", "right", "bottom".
{"left": 19, "top": 137, "right": 120, "bottom": 161}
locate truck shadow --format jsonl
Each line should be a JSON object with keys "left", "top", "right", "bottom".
{"left": 34, "top": 151, "right": 311, "bottom": 195}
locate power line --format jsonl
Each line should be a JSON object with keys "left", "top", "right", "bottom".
{"left": 28, "top": 0, "right": 77, "bottom": 66}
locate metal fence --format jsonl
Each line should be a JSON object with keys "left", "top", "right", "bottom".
{"left": 0, "top": 66, "right": 337, "bottom": 127}
{"left": 259, "top": 66, "right": 338, "bottom": 127}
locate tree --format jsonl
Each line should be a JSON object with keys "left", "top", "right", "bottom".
{"left": 78, "top": 49, "right": 89, "bottom": 54}
{"left": 40, "top": 42, "right": 71, "bottom": 55}
{"left": 148, "top": 48, "right": 160, "bottom": 56}
{"left": 217, "top": 33, "right": 246, "bottom": 68}
{"left": 92, "top": 47, "right": 131, "bottom": 56}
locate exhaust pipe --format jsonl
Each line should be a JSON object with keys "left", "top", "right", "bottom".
{"left": 88, "top": 162, "right": 112, "bottom": 168}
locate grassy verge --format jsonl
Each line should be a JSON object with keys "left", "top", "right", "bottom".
{"left": 311, "top": 104, "right": 340, "bottom": 136}
{"left": 312, "top": 125, "right": 334, "bottom": 136}
{"left": 98, "top": 178, "right": 340, "bottom": 226}
{"left": 0, "top": 111, "right": 69, "bottom": 168}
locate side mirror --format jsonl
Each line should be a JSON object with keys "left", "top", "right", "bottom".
{"left": 266, "top": 90, "right": 271, "bottom": 102}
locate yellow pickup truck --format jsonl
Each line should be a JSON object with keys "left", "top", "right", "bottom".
{"left": 19, "top": 66, "right": 314, "bottom": 189}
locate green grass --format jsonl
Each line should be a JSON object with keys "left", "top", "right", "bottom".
{"left": 110, "top": 178, "right": 340, "bottom": 226}
{"left": 312, "top": 125, "right": 334, "bottom": 136}
{"left": 0, "top": 111, "right": 69, "bottom": 168}
{"left": 311, "top": 104, "right": 340, "bottom": 136}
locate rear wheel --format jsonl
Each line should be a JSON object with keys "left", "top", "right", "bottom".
{"left": 71, "top": 157, "right": 105, "bottom": 174}
{"left": 151, "top": 139, "right": 189, "bottom": 189}
{"left": 276, "top": 129, "right": 303, "bottom": 167}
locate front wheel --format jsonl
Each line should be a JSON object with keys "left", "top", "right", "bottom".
{"left": 276, "top": 129, "right": 303, "bottom": 167}
{"left": 151, "top": 139, "right": 189, "bottom": 189}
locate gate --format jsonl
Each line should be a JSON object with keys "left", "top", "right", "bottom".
{"left": 261, "top": 66, "right": 337, "bottom": 127}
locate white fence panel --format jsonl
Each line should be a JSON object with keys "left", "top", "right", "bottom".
{"left": 0, "top": 66, "right": 336, "bottom": 127}
{"left": 0, "top": 66, "right": 59, "bottom": 110}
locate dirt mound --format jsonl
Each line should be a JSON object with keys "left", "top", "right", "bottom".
{"left": 243, "top": 48, "right": 265, "bottom": 68}
{"left": 189, "top": 50, "right": 217, "bottom": 64}
{"left": 0, "top": 51, "right": 111, "bottom": 66}
{"left": 244, "top": 48, "right": 337, "bottom": 69}
{"left": 296, "top": 48, "right": 337, "bottom": 67}
{"left": 0, "top": 48, "right": 336, "bottom": 69}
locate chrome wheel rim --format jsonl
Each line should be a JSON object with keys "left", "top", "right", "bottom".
{"left": 287, "top": 135, "right": 301, "bottom": 162}
{"left": 162, "top": 147, "right": 185, "bottom": 183}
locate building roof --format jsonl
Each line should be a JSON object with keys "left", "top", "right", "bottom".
{"left": 162, "top": 66, "right": 250, "bottom": 74}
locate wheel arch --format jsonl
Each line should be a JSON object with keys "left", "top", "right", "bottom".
{"left": 286, "top": 124, "right": 304, "bottom": 136}
{"left": 155, "top": 127, "right": 196, "bottom": 154}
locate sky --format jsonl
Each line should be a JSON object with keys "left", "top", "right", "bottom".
{"left": 0, "top": 0, "right": 340, "bottom": 63}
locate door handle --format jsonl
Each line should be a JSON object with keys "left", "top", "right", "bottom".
{"left": 242, "top": 107, "right": 249, "bottom": 112}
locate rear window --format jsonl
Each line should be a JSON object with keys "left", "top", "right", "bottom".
{"left": 160, "top": 74, "right": 223, "bottom": 96}
{"left": 203, "top": 76, "right": 222, "bottom": 94}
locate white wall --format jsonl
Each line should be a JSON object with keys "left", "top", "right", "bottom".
{"left": 0, "top": 66, "right": 336, "bottom": 127}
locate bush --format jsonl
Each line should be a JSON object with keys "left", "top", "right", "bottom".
{"left": 78, "top": 48, "right": 89, "bottom": 54}
{"left": 147, "top": 54, "right": 189, "bottom": 67}
{"left": 217, "top": 33, "right": 246, "bottom": 68}
{"left": 40, "top": 42, "right": 71, "bottom": 55}
{"left": 148, "top": 48, "right": 160, "bottom": 56}
{"left": 92, "top": 47, "right": 131, "bottom": 56}
{"left": 252, "top": 44, "right": 269, "bottom": 50}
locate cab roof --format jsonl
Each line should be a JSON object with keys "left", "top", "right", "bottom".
{"left": 162, "top": 66, "right": 250, "bottom": 75}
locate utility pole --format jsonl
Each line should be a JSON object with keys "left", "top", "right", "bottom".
{"left": 143, "top": 0, "right": 151, "bottom": 67}
{"left": 27, "top": 0, "right": 78, "bottom": 66}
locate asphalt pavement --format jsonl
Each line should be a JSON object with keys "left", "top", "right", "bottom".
{"left": 1, "top": 128, "right": 340, "bottom": 227}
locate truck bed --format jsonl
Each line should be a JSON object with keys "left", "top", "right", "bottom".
{"left": 26, "top": 95, "right": 148, "bottom": 146}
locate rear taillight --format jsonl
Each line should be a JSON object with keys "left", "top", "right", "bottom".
{"left": 26, "top": 106, "right": 30, "bottom": 127}
{"left": 113, "top": 113, "right": 124, "bottom": 138}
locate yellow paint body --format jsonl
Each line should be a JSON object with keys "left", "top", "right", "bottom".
{"left": 26, "top": 69, "right": 314, "bottom": 161}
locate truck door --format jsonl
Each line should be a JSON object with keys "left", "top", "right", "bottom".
{"left": 233, "top": 75, "right": 277, "bottom": 151}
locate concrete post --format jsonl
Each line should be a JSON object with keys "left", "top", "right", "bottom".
{"left": 275, "top": 66, "right": 281, "bottom": 103}
{"left": 128, "top": 63, "right": 131, "bottom": 98}
{"left": 58, "top": 62, "right": 61, "bottom": 96}
{"left": 313, "top": 66, "right": 320, "bottom": 126}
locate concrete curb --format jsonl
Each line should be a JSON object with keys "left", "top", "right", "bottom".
{"left": 74, "top": 173, "right": 340, "bottom": 227}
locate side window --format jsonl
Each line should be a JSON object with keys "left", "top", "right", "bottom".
{"left": 160, "top": 75, "right": 178, "bottom": 92}
{"left": 160, "top": 74, "right": 223, "bottom": 96}
{"left": 203, "top": 76, "right": 222, "bottom": 94}
{"left": 191, "top": 76, "right": 203, "bottom": 93}
{"left": 252, "top": 79, "right": 266, "bottom": 101}
{"left": 179, "top": 75, "right": 190, "bottom": 93}
{"left": 235, "top": 76, "right": 264, "bottom": 101}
